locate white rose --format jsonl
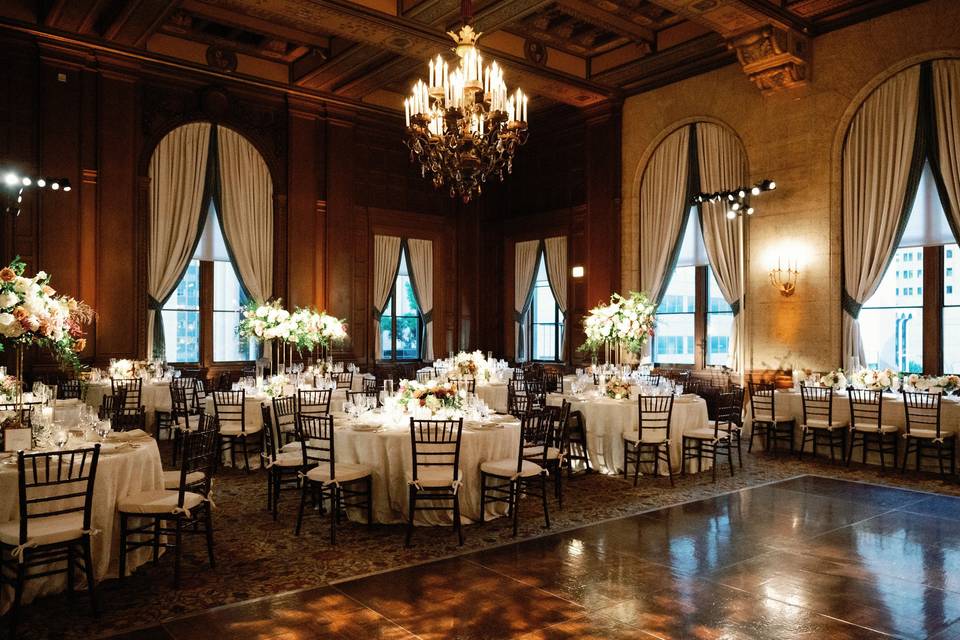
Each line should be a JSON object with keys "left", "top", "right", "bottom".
{"left": 0, "top": 291, "right": 18, "bottom": 309}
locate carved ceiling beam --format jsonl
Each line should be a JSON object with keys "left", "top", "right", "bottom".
{"left": 104, "top": 0, "right": 183, "bottom": 47}
{"left": 728, "top": 25, "right": 810, "bottom": 94}
{"left": 180, "top": 0, "right": 333, "bottom": 48}
{"left": 642, "top": 0, "right": 811, "bottom": 38}
{"left": 554, "top": 0, "right": 656, "bottom": 43}
{"left": 43, "top": 0, "right": 111, "bottom": 33}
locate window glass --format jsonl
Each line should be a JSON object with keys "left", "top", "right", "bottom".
{"left": 213, "top": 261, "right": 255, "bottom": 362}
{"left": 945, "top": 243, "right": 960, "bottom": 372}
{"left": 161, "top": 260, "right": 200, "bottom": 363}
{"left": 861, "top": 246, "right": 923, "bottom": 372}
{"left": 531, "top": 256, "right": 563, "bottom": 361}
{"left": 706, "top": 268, "right": 733, "bottom": 366}
{"left": 382, "top": 248, "right": 422, "bottom": 360}
{"left": 655, "top": 265, "right": 695, "bottom": 364}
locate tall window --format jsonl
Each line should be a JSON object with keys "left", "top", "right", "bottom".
{"left": 161, "top": 203, "right": 256, "bottom": 364}
{"left": 530, "top": 255, "right": 564, "bottom": 361}
{"left": 654, "top": 207, "right": 733, "bottom": 366}
{"left": 380, "top": 247, "right": 422, "bottom": 360}
{"left": 859, "top": 162, "right": 956, "bottom": 373}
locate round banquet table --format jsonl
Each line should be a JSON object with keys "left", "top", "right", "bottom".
{"left": 83, "top": 379, "right": 171, "bottom": 432}
{"left": 475, "top": 381, "right": 509, "bottom": 413}
{"left": 0, "top": 433, "right": 164, "bottom": 614}
{"left": 548, "top": 391, "right": 710, "bottom": 475}
{"left": 331, "top": 411, "right": 519, "bottom": 525}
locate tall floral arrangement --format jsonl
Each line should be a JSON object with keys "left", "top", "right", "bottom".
{"left": 0, "top": 257, "right": 93, "bottom": 371}
{"left": 238, "top": 299, "right": 294, "bottom": 342}
{"left": 579, "top": 291, "right": 656, "bottom": 355}
{"left": 288, "top": 308, "right": 348, "bottom": 353}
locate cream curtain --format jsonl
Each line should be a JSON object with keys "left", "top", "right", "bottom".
{"left": 932, "top": 60, "right": 960, "bottom": 242}
{"left": 373, "top": 235, "right": 402, "bottom": 360}
{"left": 697, "top": 122, "right": 749, "bottom": 371}
{"left": 842, "top": 66, "right": 921, "bottom": 371}
{"left": 544, "top": 236, "right": 568, "bottom": 359}
{"left": 639, "top": 126, "right": 691, "bottom": 302}
{"left": 147, "top": 122, "right": 212, "bottom": 358}
{"left": 217, "top": 125, "right": 274, "bottom": 303}
{"left": 514, "top": 240, "right": 540, "bottom": 362}
{"left": 407, "top": 239, "right": 434, "bottom": 361}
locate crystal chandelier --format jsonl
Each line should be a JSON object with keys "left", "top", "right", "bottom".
{"left": 403, "top": 2, "right": 528, "bottom": 203}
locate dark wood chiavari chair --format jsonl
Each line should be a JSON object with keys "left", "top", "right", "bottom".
{"left": 346, "top": 389, "right": 378, "bottom": 407}
{"left": 1, "top": 445, "right": 101, "bottom": 637}
{"left": 846, "top": 388, "right": 899, "bottom": 470}
{"left": 168, "top": 379, "right": 202, "bottom": 467}
{"left": 262, "top": 403, "right": 306, "bottom": 520}
{"left": 799, "top": 385, "right": 848, "bottom": 464}
{"left": 539, "top": 400, "right": 571, "bottom": 506}
{"left": 333, "top": 371, "right": 354, "bottom": 390}
{"left": 270, "top": 394, "right": 298, "bottom": 445}
{"left": 97, "top": 388, "right": 127, "bottom": 424}
{"left": 298, "top": 388, "right": 333, "bottom": 417}
{"left": 682, "top": 389, "right": 738, "bottom": 482}
{"left": 449, "top": 377, "right": 477, "bottom": 394}
{"left": 110, "top": 378, "right": 146, "bottom": 431}
{"left": 362, "top": 376, "right": 378, "bottom": 395}
{"left": 405, "top": 418, "right": 464, "bottom": 547}
{"left": 415, "top": 369, "right": 433, "bottom": 384}
{"left": 212, "top": 389, "right": 261, "bottom": 472}
{"left": 163, "top": 413, "right": 216, "bottom": 489}
{"left": 57, "top": 378, "right": 82, "bottom": 400}
{"left": 295, "top": 414, "right": 372, "bottom": 544}
{"left": 624, "top": 394, "right": 675, "bottom": 487}
{"left": 748, "top": 381, "right": 795, "bottom": 454}
{"left": 564, "top": 410, "right": 592, "bottom": 474}
{"left": 119, "top": 425, "right": 217, "bottom": 588}
{"left": 635, "top": 373, "right": 662, "bottom": 387}
{"left": 902, "top": 391, "right": 955, "bottom": 477}
{"left": 481, "top": 411, "right": 551, "bottom": 536}
{"left": 543, "top": 370, "right": 564, "bottom": 394}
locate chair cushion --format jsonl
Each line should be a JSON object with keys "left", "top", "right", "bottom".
{"left": 754, "top": 412, "right": 792, "bottom": 423}
{"left": 405, "top": 466, "right": 462, "bottom": 488}
{"left": 306, "top": 462, "right": 372, "bottom": 485}
{"left": 118, "top": 490, "right": 204, "bottom": 515}
{"left": 219, "top": 423, "right": 263, "bottom": 436}
{"left": 684, "top": 427, "right": 727, "bottom": 441}
{"left": 480, "top": 458, "right": 544, "bottom": 478}
{"left": 522, "top": 446, "right": 561, "bottom": 460}
{"left": 270, "top": 451, "right": 304, "bottom": 468}
{"left": 804, "top": 418, "right": 849, "bottom": 430}
{"left": 0, "top": 512, "right": 85, "bottom": 547}
{"left": 907, "top": 428, "right": 955, "bottom": 439}
{"left": 852, "top": 423, "right": 899, "bottom": 433}
{"left": 162, "top": 470, "right": 205, "bottom": 490}
{"left": 623, "top": 431, "right": 668, "bottom": 445}
{"left": 280, "top": 441, "right": 301, "bottom": 454}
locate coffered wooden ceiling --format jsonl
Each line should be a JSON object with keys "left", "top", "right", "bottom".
{"left": 1, "top": 0, "right": 928, "bottom": 111}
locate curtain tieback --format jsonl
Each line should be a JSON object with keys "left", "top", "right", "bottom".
{"left": 421, "top": 311, "right": 433, "bottom": 324}
{"left": 842, "top": 289, "right": 863, "bottom": 318}
{"left": 148, "top": 296, "right": 163, "bottom": 311}
{"left": 730, "top": 300, "right": 741, "bottom": 317}
{"left": 513, "top": 311, "right": 524, "bottom": 323}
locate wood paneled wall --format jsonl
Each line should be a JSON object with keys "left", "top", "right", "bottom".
{"left": 0, "top": 29, "right": 623, "bottom": 370}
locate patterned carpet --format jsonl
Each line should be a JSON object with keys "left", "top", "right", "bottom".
{"left": 10, "top": 445, "right": 960, "bottom": 640}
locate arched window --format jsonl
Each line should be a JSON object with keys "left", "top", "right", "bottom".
{"left": 529, "top": 249, "right": 564, "bottom": 361}
{"left": 148, "top": 123, "right": 273, "bottom": 366}
{"left": 841, "top": 59, "right": 960, "bottom": 373}
{"left": 380, "top": 246, "right": 423, "bottom": 361}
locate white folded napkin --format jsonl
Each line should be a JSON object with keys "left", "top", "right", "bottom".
{"left": 107, "top": 429, "right": 150, "bottom": 441}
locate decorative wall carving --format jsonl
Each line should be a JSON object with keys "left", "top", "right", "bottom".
{"left": 729, "top": 26, "right": 811, "bottom": 94}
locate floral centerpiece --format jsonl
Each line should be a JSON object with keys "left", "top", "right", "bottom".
{"left": 819, "top": 368, "right": 848, "bottom": 390}
{"left": 0, "top": 375, "right": 17, "bottom": 401}
{"left": 397, "top": 379, "right": 464, "bottom": 416}
{"left": 579, "top": 291, "right": 656, "bottom": 357}
{"left": 109, "top": 358, "right": 149, "bottom": 379}
{"left": 0, "top": 257, "right": 94, "bottom": 430}
{"left": 604, "top": 376, "right": 632, "bottom": 400}
{"left": 261, "top": 374, "right": 288, "bottom": 398}
{"left": 288, "top": 308, "right": 349, "bottom": 352}
{"left": 239, "top": 299, "right": 293, "bottom": 342}
{"left": 905, "top": 373, "right": 960, "bottom": 395}
{"left": 850, "top": 368, "right": 897, "bottom": 392}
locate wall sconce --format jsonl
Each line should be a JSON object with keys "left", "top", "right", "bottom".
{"left": 769, "top": 257, "right": 798, "bottom": 297}
{"left": 571, "top": 265, "right": 585, "bottom": 278}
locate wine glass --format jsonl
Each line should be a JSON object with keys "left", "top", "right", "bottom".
{"left": 53, "top": 429, "right": 68, "bottom": 449}
{"left": 95, "top": 419, "right": 112, "bottom": 443}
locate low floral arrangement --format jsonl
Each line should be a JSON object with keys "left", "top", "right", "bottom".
{"left": 453, "top": 350, "right": 485, "bottom": 377}
{"left": 397, "top": 379, "right": 464, "bottom": 415}
{"left": 905, "top": 373, "right": 960, "bottom": 395}
{"left": 850, "top": 368, "right": 898, "bottom": 392}
{"left": 604, "top": 376, "right": 632, "bottom": 400}
{"left": 819, "top": 368, "right": 848, "bottom": 390}
{"left": 0, "top": 257, "right": 93, "bottom": 371}
{"left": 579, "top": 291, "right": 656, "bottom": 355}
{"left": 109, "top": 358, "right": 149, "bottom": 379}
{"left": 0, "top": 375, "right": 18, "bottom": 401}
{"left": 261, "top": 374, "right": 288, "bottom": 398}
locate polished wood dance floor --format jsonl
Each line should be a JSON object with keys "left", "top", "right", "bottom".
{"left": 116, "top": 475, "right": 960, "bottom": 639}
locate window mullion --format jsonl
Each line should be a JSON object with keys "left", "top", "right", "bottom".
{"left": 923, "top": 245, "right": 943, "bottom": 375}
{"left": 199, "top": 260, "right": 214, "bottom": 368}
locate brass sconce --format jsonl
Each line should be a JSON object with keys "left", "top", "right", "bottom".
{"left": 769, "top": 258, "right": 798, "bottom": 297}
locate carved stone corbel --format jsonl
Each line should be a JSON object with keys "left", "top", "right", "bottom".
{"left": 728, "top": 25, "right": 810, "bottom": 94}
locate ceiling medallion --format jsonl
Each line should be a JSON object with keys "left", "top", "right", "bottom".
{"left": 524, "top": 40, "right": 548, "bottom": 66}
{"left": 205, "top": 46, "right": 237, "bottom": 73}
{"left": 403, "top": 0, "right": 529, "bottom": 203}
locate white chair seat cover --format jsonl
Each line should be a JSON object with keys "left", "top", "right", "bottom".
{"left": 852, "top": 423, "right": 899, "bottom": 433}
{"left": 480, "top": 458, "right": 544, "bottom": 478}
{"left": 162, "top": 470, "right": 205, "bottom": 490}
{"left": 404, "top": 466, "right": 462, "bottom": 488}
{"left": 306, "top": 462, "right": 372, "bottom": 485}
{"left": 804, "top": 418, "right": 849, "bottom": 430}
{"left": 623, "top": 431, "right": 668, "bottom": 445}
{"left": 280, "top": 441, "right": 301, "bottom": 453}
{"left": 219, "top": 423, "right": 263, "bottom": 436}
{"left": 270, "top": 451, "right": 304, "bottom": 467}
{"left": 907, "top": 428, "right": 954, "bottom": 439}
{"left": 685, "top": 427, "right": 728, "bottom": 441}
{"left": 754, "top": 412, "right": 792, "bottom": 423}
{"left": 0, "top": 512, "right": 85, "bottom": 547}
{"left": 118, "top": 490, "right": 204, "bottom": 515}
{"left": 522, "top": 446, "right": 561, "bottom": 460}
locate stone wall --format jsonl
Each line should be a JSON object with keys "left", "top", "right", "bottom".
{"left": 621, "top": 0, "right": 960, "bottom": 373}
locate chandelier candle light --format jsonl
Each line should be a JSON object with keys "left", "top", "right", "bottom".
{"left": 403, "top": 0, "right": 529, "bottom": 203}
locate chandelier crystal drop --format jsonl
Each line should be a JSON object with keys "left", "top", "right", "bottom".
{"left": 403, "top": 13, "right": 528, "bottom": 204}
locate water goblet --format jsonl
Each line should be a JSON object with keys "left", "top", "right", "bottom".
{"left": 54, "top": 429, "right": 68, "bottom": 449}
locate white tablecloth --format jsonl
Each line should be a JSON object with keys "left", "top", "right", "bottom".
{"left": 0, "top": 436, "right": 164, "bottom": 613}
{"left": 83, "top": 380, "right": 171, "bottom": 432}
{"left": 548, "top": 392, "right": 709, "bottom": 475}
{"left": 333, "top": 412, "right": 519, "bottom": 525}
{"left": 475, "top": 382, "right": 509, "bottom": 413}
